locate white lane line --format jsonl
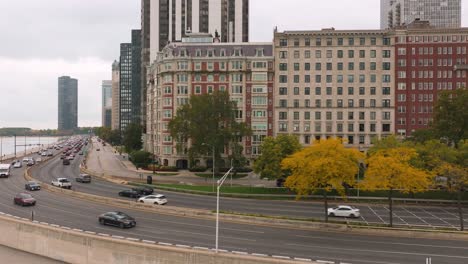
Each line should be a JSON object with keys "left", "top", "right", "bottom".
{"left": 401, "top": 207, "right": 430, "bottom": 226}
{"left": 294, "top": 235, "right": 468, "bottom": 250}
{"left": 420, "top": 208, "right": 456, "bottom": 228}
{"left": 367, "top": 205, "right": 387, "bottom": 224}
{"left": 287, "top": 243, "right": 468, "bottom": 259}
{"left": 383, "top": 206, "right": 408, "bottom": 225}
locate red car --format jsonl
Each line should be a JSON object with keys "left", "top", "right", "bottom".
{"left": 14, "top": 193, "right": 36, "bottom": 206}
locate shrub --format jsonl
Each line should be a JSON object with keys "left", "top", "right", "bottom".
{"left": 130, "top": 150, "right": 152, "bottom": 168}
{"left": 189, "top": 166, "right": 207, "bottom": 172}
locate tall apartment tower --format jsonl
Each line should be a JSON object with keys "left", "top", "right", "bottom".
{"left": 111, "top": 60, "right": 120, "bottom": 130}
{"left": 119, "top": 30, "right": 142, "bottom": 131}
{"left": 149, "top": 0, "right": 249, "bottom": 61}
{"left": 57, "top": 76, "right": 78, "bottom": 131}
{"left": 141, "top": 0, "right": 151, "bottom": 133}
{"left": 381, "top": 0, "right": 461, "bottom": 29}
{"left": 101, "top": 80, "right": 112, "bottom": 128}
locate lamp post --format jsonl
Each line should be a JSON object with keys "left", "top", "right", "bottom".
{"left": 215, "top": 166, "right": 234, "bottom": 253}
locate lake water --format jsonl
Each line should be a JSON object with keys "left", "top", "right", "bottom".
{"left": 0, "top": 136, "right": 63, "bottom": 158}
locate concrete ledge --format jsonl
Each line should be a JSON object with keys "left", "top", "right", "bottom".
{"left": 0, "top": 213, "right": 314, "bottom": 264}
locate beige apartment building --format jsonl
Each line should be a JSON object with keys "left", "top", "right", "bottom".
{"left": 146, "top": 35, "right": 274, "bottom": 168}
{"left": 274, "top": 29, "right": 395, "bottom": 149}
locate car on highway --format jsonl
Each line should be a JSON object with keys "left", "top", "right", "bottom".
{"left": 137, "top": 194, "right": 167, "bottom": 205}
{"left": 327, "top": 205, "right": 360, "bottom": 218}
{"left": 76, "top": 174, "right": 91, "bottom": 183}
{"left": 13, "top": 161, "right": 22, "bottom": 168}
{"left": 14, "top": 193, "right": 36, "bottom": 206}
{"left": 22, "top": 157, "right": 30, "bottom": 163}
{"left": 51, "top": 178, "right": 72, "bottom": 189}
{"left": 47, "top": 152, "right": 53, "bottom": 156}
{"left": 25, "top": 181, "right": 41, "bottom": 191}
{"left": 41, "top": 152, "right": 47, "bottom": 156}
{"left": 62, "top": 159, "right": 70, "bottom": 165}
{"left": 118, "top": 190, "right": 142, "bottom": 198}
{"left": 132, "top": 187, "right": 154, "bottom": 196}
{"left": 98, "top": 211, "right": 136, "bottom": 228}
{"left": 27, "top": 159, "right": 35, "bottom": 166}
{"left": 36, "top": 157, "right": 42, "bottom": 163}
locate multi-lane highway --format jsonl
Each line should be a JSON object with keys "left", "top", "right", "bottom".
{"left": 0, "top": 149, "right": 466, "bottom": 263}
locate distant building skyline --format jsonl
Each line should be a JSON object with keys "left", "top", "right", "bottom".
{"left": 101, "top": 80, "right": 112, "bottom": 128}
{"left": 381, "top": 0, "right": 462, "bottom": 29}
{"left": 119, "top": 30, "right": 142, "bottom": 131}
{"left": 57, "top": 76, "right": 78, "bottom": 130}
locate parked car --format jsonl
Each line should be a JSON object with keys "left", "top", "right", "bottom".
{"left": 27, "top": 159, "right": 35, "bottom": 166}
{"left": 98, "top": 211, "right": 136, "bottom": 228}
{"left": 62, "top": 159, "right": 70, "bottom": 165}
{"left": 118, "top": 190, "right": 142, "bottom": 198}
{"left": 14, "top": 193, "right": 36, "bottom": 206}
{"left": 327, "top": 205, "right": 360, "bottom": 218}
{"left": 25, "top": 181, "right": 41, "bottom": 191}
{"left": 137, "top": 194, "right": 167, "bottom": 205}
{"left": 51, "top": 178, "right": 72, "bottom": 189}
{"left": 36, "top": 157, "right": 42, "bottom": 163}
{"left": 47, "top": 152, "right": 53, "bottom": 156}
{"left": 76, "top": 174, "right": 91, "bottom": 183}
{"left": 22, "top": 157, "right": 30, "bottom": 163}
{"left": 132, "top": 187, "right": 154, "bottom": 196}
{"left": 13, "top": 161, "right": 22, "bottom": 168}
{"left": 79, "top": 151, "right": 84, "bottom": 155}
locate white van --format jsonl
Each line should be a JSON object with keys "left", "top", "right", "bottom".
{"left": 0, "top": 164, "right": 11, "bottom": 178}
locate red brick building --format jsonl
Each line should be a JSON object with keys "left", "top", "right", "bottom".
{"left": 393, "top": 23, "right": 468, "bottom": 137}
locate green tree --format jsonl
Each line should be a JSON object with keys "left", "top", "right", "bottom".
{"left": 407, "top": 128, "right": 437, "bottom": 144}
{"left": 169, "top": 91, "right": 250, "bottom": 172}
{"left": 433, "top": 88, "right": 467, "bottom": 146}
{"left": 253, "top": 135, "right": 302, "bottom": 180}
{"left": 360, "top": 147, "right": 431, "bottom": 227}
{"left": 282, "top": 138, "right": 365, "bottom": 222}
{"left": 368, "top": 135, "right": 404, "bottom": 155}
{"left": 123, "top": 123, "right": 143, "bottom": 152}
{"left": 130, "top": 150, "right": 152, "bottom": 169}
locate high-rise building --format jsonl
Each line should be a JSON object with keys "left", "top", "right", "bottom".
{"left": 392, "top": 22, "right": 468, "bottom": 137}
{"left": 102, "top": 80, "right": 112, "bottom": 128}
{"left": 111, "top": 60, "right": 120, "bottom": 130}
{"left": 119, "top": 30, "right": 142, "bottom": 131}
{"left": 274, "top": 29, "right": 395, "bottom": 149}
{"left": 381, "top": 0, "right": 461, "bottom": 29}
{"left": 149, "top": 0, "right": 249, "bottom": 61}
{"left": 146, "top": 35, "right": 273, "bottom": 168}
{"left": 141, "top": 0, "right": 151, "bottom": 133}
{"left": 58, "top": 76, "right": 78, "bottom": 131}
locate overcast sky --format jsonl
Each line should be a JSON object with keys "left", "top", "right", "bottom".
{"left": 0, "top": 0, "right": 467, "bottom": 129}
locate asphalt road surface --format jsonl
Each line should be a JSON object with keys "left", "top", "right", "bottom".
{"left": 34, "top": 153, "right": 468, "bottom": 230}
{"left": 0, "top": 152, "right": 463, "bottom": 263}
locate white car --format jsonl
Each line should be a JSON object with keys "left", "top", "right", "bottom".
{"left": 51, "top": 178, "right": 72, "bottom": 189}
{"left": 13, "top": 161, "right": 22, "bottom": 168}
{"left": 137, "top": 194, "right": 167, "bottom": 205}
{"left": 22, "top": 157, "right": 30, "bottom": 163}
{"left": 327, "top": 205, "right": 360, "bottom": 218}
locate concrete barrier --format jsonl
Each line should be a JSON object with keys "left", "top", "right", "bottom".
{"left": 0, "top": 213, "right": 315, "bottom": 264}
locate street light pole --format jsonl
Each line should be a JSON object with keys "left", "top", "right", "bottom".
{"left": 212, "top": 145, "right": 215, "bottom": 192}
{"left": 215, "top": 166, "right": 234, "bottom": 253}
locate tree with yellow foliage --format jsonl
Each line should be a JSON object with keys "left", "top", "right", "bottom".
{"left": 436, "top": 163, "right": 468, "bottom": 231}
{"left": 282, "top": 138, "right": 365, "bottom": 222}
{"left": 360, "top": 147, "right": 431, "bottom": 227}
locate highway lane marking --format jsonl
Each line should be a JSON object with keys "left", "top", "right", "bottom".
{"left": 286, "top": 243, "right": 468, "bottom": 259}
{"left": 294, "top": 235, "right": 468, "bottom": 250}
{"left": 275, "top": 252, "right": 399, "bottom": 264}
{"left": 382, "top": 206, "right": 410, "bottom": 225}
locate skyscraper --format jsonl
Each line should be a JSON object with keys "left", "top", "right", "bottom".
{"left": 111, "top": 60, "right": 120, "bottom": 130}
{"left": 149, "top": 0, "right": 249, "bottom": 61}
{"left": 381, "top": 0, "right": 461, "bottom": 29}
{"left": 58, "top": 76, "right": 78, "bottom": 131}
{"left": 119, "top": 30, "right": 142, "bottom": 131}
{"left": 141, "top": 0, "right": 151, "bottom": 133}
{"left": 101, "top": 80, "right": 112, "bottom": 128}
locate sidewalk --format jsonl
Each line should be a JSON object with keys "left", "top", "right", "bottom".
{"left": 85, "top": 139, "right": 275, "bottom": 187}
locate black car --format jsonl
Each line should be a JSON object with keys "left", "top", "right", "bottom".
{"left": 98, "top": 211, "right": 136, "bottom": 228}
{"left": 25, "top": 181, "right": 41, "bottom": 191}
{"left": 118, "top": 190, "right": 142, "bottom": 198}
{"left": 63, "top": 159, "right": 70, "bottom": 165}
{"left": 132, "top": 187, "right": 154, "bottom": 196}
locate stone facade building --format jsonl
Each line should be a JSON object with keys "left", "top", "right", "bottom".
{"left": 146, "top": 35, "right": 273, "bottom": 168}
